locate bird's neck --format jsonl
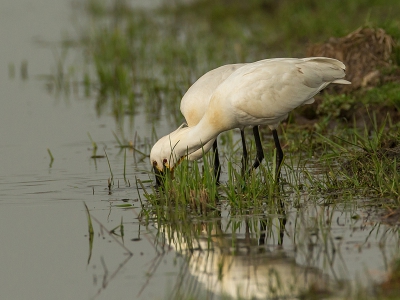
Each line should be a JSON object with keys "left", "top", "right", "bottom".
{"left": 175, "top": 119, "right": 218, "bottom": 159}
{"left": 175, "top": 95, "right": 234, "bottom": 160}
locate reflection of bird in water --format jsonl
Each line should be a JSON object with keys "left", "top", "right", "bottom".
{"left": 163, "top": 217, "right": 330, "bottom": 299}
{"left": 150, "top": 57, "right": 350, "bottom": 180}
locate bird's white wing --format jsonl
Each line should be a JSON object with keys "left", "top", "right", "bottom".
{"left": 180, "top": 64, "right": 245, "bottom": 126}
{"left": 212, "top": 58, "right": 348, "bottom": 127}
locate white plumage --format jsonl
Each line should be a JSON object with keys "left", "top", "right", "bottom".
{"left": 151, "top": 57, "right": 350, "bottom": 173}
{"left": 181, "top": 63, "right": 245, "bottom": 126}
{"left": 178, "top": 63, "right": 244, "bottom": 162}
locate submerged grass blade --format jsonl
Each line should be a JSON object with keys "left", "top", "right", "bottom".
{"left": 83, "top": 202, "right": 94, "bottom": 265}
{"left": 123, "top": 148, "right": 127, "bottom": 183}
{"left": 47, "top": 148, "right": 54, "bottom": 168}
{"left": 104, "top": 148, "right": 114, "bottom": 185}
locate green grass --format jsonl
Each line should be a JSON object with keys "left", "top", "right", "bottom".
{"left": 134, "top": 105, "right": 400, "bottom": 217}
{"left": 318, "top": 115, "right": 400, "bottom": 202}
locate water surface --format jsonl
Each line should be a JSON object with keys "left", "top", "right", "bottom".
{"left": 1, "top": 1, "right": 398, "bottom": 299}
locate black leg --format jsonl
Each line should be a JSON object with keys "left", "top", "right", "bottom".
{"left": 213, "top": 139, "right": 221, "bottom": 184}
{"left": 250, "top": 126, "right": 264, "bottom": 171}
{"left": 272, "top": 129, "right": 283, "bottom": 178}
{"left": 240, "top": 129, "right": 248, "bottom": 176}
{"left": 278, "top": 198, "right": 286, "bottom": 246}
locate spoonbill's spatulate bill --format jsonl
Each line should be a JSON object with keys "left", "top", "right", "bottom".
{"left": 151, "top": 57, "right": 350, "bottom": 181}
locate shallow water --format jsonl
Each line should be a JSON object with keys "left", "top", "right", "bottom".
{"left": 0, "top": 1, "right": 163, "bottom": 299}
{"left": 1, "top": 1, "right": 399, "bottom": 300}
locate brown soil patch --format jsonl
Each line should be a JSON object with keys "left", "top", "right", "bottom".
{"left": 307, "top": 27, "right": 397, "bottom": 92}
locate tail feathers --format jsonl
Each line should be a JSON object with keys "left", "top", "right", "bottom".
{"left": 303, "top": 57, "right": 346, "bottom": 70}
{"left": 299, "top": 57, "right": 351, "bottom": 88}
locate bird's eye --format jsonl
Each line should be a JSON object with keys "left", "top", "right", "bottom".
{"left": 152, "top": 161, "right": 157, "bottom": 167}
{"left": 163, "top": 158, "right": 168, "bottom": 165}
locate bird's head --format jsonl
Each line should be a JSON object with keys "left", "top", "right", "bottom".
{"left": 150, "top": 124, "right": 189, "bottom": 184}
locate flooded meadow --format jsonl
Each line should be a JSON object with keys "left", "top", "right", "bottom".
{"left": 1, "top": 0, "right": 400, "bottom": 299}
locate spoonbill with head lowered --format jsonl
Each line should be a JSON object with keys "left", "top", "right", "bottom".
{"left": 152, "top": 60, "right": 301, "bottom": 184}
{"left": 150, "top": 57, "right": 350, "bottom": 180}
{"left": 155, "top": 62, "right": 269, "bottom": 184}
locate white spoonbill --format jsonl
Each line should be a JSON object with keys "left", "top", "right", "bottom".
{"left": 153, "top": 62, "right": 270, "bottom": 185}
{"left": 150, "top": 57, "right": 350, "bottom": 178}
